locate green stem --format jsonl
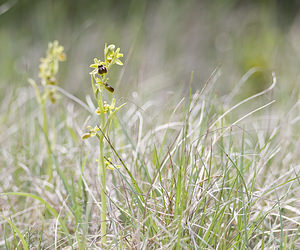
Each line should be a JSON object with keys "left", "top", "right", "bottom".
{"left": 99, "top": 136, "right": 107, "bottom": 245}
{"left": 98, "top": 89, "right": 107, "bottom": 246}
{"left": 41, "top": 99, "right": 53, "bottom": 183}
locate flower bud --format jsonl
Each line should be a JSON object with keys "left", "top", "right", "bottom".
{"left": 107, "top": 44, "right": 115, "bottom": 52}
{"left": 95, "top": 107, "right": 101, "bottom": 115}
{"left": 81, "top": 133, "right": 91, "bottom": 140}
{"left": 104, "top": 83, "right": 114, "bottom": 93}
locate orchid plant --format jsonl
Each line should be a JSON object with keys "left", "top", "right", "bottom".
{"left": 82, "top": 44, "right": 125, "bottom": 246}
{"left": 29, "top": 40, "right": 66, "bottom": 183}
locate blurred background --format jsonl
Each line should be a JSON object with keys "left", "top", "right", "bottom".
{"left": 1, "top": 0, "right": 300, "bottom": 107}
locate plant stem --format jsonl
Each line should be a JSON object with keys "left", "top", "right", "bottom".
{"left": 99, "top": 137, "right": 107, "bottom": 245}
{"left": 41, "top": 99, "right": 53, "bottom": 183}
{"left": 98, "top": 90, "right": 107, "bottom": 246}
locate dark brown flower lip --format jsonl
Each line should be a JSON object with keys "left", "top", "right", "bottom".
{"left": 98, "top": 64, "right": 107, "bottom": 75}
{"left": 104, "top": 83, "right": 114, "bottom": 93}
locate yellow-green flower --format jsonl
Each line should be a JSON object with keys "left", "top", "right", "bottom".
{"left": 89, "top": 58, "right": 106, "bottom": 75}
{"left": 95, "top": 98, "right": 116, "bottom": 115}
{"left": 105, "top": 44, "right": 123, "bottom": 66}
{"left": 105, "top": 157, "right": 121, "bottom": 170}
{"left": 39, "top": 40, "right": 66, "bottom": 86}
{"left": 81, "top": 126, "right": 100, "bottom": 140}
